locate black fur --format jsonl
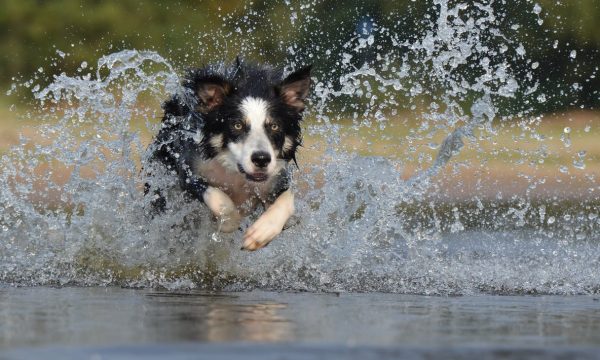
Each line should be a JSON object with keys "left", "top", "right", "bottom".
{"left": 145, "top": 60, "right": 310, "bottom": 212}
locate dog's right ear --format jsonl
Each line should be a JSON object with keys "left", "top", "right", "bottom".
{"left": 185, "top": 68, "right": 234, "bottom": 113}
{"left": 194, "top": 78, "right": 233, "bottom": 113}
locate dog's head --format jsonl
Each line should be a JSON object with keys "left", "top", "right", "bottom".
{"left": 189, "top": 61, "right": 311, "bottom": 183}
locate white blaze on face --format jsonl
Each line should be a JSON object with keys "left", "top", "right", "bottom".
{"left": 228, "top": 97, "right": 278, "bottom": 176}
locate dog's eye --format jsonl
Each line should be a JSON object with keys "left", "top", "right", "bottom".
{"left": 270, "top": 124, "right": 279, "bottom": 131}
{"left": 233, "top": 123, "right": 243, "bottom": 130}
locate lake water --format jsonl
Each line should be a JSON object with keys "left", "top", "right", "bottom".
{"left": 1, "top": 287, "right": 600, "bottom": 359}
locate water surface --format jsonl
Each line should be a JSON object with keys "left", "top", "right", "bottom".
{"left": 2, "top": 287, "right": 600, "bottom": 353}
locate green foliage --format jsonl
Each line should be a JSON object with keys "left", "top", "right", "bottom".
{"left": 0, "top": 0, "right": 598, "bottom": 112}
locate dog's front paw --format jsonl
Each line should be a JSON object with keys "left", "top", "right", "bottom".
{"left": 242, "top": 213, "right": 285, "bottom": 251}
{"left": 203, "top": 187, "right": 240, "bottom": 233}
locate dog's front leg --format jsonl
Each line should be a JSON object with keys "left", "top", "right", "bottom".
{"left": 203, "top": 186, "right": 241, "bottom": 233}
{"left": 242, "top": 189, "right": 294, "bottom": 251}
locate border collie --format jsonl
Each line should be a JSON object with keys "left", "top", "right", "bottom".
{"left": 145, "top": 59, "right": 311, "bottom": 251}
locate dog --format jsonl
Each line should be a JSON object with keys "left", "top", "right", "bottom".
{"left": 145, "top": 59, "right": 311, "bottom": 251}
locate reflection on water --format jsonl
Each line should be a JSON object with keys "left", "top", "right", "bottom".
{"left": 143, "top": 292, "right": 292, "bottom": 343}
{"left": 1, "top": 287, "right": 600, "bottom": 350}
{"left": 0, "top": 288, "right": 293, "bottom": 348}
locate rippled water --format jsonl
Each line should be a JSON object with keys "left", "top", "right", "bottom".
{"left": 1, "top": 1, "right": 599, "bottom": 295}
{"left": 1, "top": 288, "right": 600, "bottom": 350}
{"left": 2, "top": 287, "right": 600, "bottom": 359}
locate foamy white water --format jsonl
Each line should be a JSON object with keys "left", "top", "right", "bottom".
{"left": 0, "top": 1, "right": 598, "bottom": 294}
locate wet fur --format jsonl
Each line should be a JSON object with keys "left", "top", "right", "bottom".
{"left": 145, "top": 59, "right": 311, "bottom": 250}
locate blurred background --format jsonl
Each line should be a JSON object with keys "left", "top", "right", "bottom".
{"left": 1, "top": 0, "right": 599, "bottom": 200}
{"left": 2, "top": 0, "right": 599, "bottom": 109}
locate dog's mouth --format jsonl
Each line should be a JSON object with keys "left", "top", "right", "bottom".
{"left": 237, "top": 164, "right": 269, "bottom": 182}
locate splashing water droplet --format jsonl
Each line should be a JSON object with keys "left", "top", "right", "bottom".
{"left": 573, "top": 160, "right": 585, "bottom": 170}
{"left": 0, "top": 2, "right": 598, "bottom": 295}
{"left": 559, "top": 165, "right": 569, "bottom": 174}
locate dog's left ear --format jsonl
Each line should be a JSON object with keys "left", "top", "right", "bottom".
{"left": 278, "top": 65, "right": 312, "bottom": 112}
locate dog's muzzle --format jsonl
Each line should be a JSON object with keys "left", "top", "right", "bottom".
{"left": 237, "top": 164, "right": 268, "bottom": 182}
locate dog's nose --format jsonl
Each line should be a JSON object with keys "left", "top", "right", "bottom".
{"left": 251, "top": 151, "right": 271, "bottom": 168}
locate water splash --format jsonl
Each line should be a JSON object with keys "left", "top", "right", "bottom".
{"left": 1, "top": 1, "right": 599, "bottom": 294}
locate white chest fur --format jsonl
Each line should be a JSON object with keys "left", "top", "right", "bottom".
{"left": 194, "top": 157, "right": 274, "bottom": 214}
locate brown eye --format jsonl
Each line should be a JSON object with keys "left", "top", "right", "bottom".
{"left": 233, "top": 123, "right": 243, "bottom": 130}
{"left": 270, "top": 124, "right": 279, "bottom": 131}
